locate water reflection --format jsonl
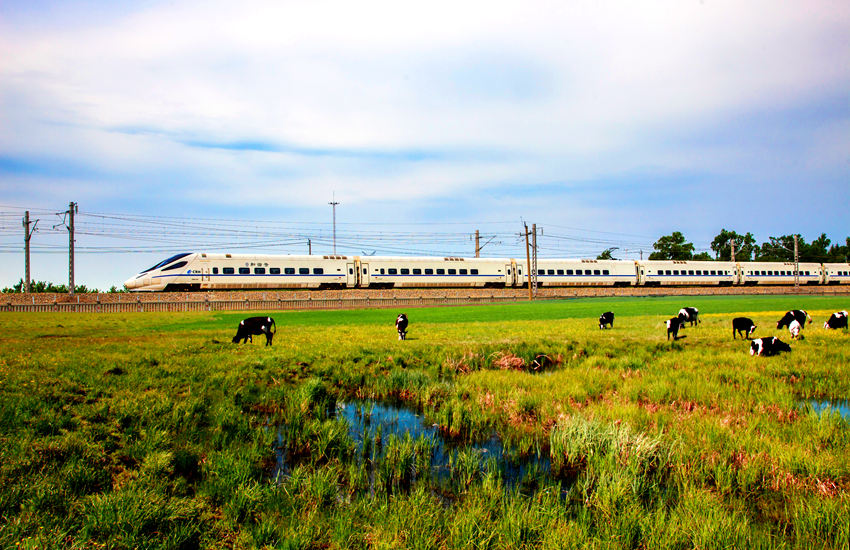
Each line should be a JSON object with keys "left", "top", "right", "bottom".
{"left": 804, "top": 399, "right": 850, "bottom": 419}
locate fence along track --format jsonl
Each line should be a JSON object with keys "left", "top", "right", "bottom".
{"left": 1, "top": 285, "right": 848, "bottom": 313}
{"left": 0, "top": 294, "right": 524, "bottom": 313}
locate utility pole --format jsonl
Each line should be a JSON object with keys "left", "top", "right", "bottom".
{"left": 793, "top": 234, "right": 799, "bottom": 288}
{"left": 475, "top": 230, "right": 480, "bottom": 258}
{"left": 308, "top": 239, "right": 312, "bottom": 255}
{"left": 531, "top": 223, "right": 538, "bottom": 297}
{"left": 329, "top": 194, "right": 340, "bottom": 255}
{"left": 729, "top": 239, "right": 736, "bottom": 262}
{"left": 55, "top": 202, "right": 77, "bottom": 294}
{"left": 22, "top": 211, "right": 38, "bottom": 293}
{"left": 523, "top": 223, "right": 533, "bottom": 301}
{"left": 640, "top": 249, "right": 643, "bottom": 260}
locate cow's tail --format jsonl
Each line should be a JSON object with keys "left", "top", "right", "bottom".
{"left": 270, "top": 318, "right": 277, "bottom": 334}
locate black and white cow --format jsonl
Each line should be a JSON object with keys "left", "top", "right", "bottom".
{"left": 678, "top": 307, "right": 700, "bottom": 327}
{"left": 732, "top": 317, "right": 757, "bottom": 340}
{"left": 599, "top": 311, "right": 614, "bottom": 329}
{"left": 824, "top": 311, "right": 848, "bottom": 330}
{"left": 232, "top": 316, "right": 276, "bottom": 346}
{"left": 395, "top": 313, "right": 409, "bottom": 340}
{"left": 750, "top": 336, "right": 792, "bottom": 357}
{"left": 666, "top": 317, "right": 684, "bottom": 340}
{"left": 788, "top": 319, "right": 804, "bottom": 340}
{"left": 776, "top": 310, "right": 810, "bottom": 330}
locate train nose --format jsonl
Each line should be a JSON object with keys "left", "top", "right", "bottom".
{"left": 124, "top": 276, "right": 140, "bottom": 290}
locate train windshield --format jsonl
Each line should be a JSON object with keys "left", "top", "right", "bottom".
{"left": 139, "top": 253, "right": 192, "bottom": 274}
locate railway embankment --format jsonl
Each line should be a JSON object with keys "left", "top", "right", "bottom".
{"left": 2, "top": 285, "right": 848, "bottom": 312}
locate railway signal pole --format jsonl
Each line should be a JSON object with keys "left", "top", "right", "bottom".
{"left": 729, "top": 239, "right": 736, "bottom": 262}
{"left": 531, "top": 224, "right": 538, "bottom": 297}
{"left": 23, "top": 211, "right": 38, "bottom": 293}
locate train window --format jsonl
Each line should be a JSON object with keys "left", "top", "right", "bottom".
{"left": 585, "top": 270, "right": 592, "bottom": 275}
{"left": 388, "top": 268, "right": 397, "bottom": 275}
{"left": 603, "top": 270, "right": 609, "bottom": 275}
{"left": 436, "top": 269, "right": 445, "bottom": 275}
{"left": 313, "top": 268, "right": 323, "bottom": 275}
{"left": 380, "top": 268, "right": 385, "bottom": 274}
{"left": 557, "top": 269, "right": 564, "bottom": 275}
{"left": 711, "top": 270, "right": 716, "bottom": 276}
{"left": 349, "top": 268, "right": 353, "bottom": 275}
{"left": 223, "top": 267, "right": 235, "bottom": 275}
{"left": 768, "top": 271, "right": 773, "bottom": 276}
{"left": 413, "top": 268, "right": 422, "bottom": 275}
{"left": 400, "top": 268, "right": 410, "bottom": 275}
{"left": 285, "top": 267, "right": 295, "bottom": 275}
{"left": 448, "top": 269, "right": 457, "bottom": 275}
{"left": 212, "top": 267, "right": 219, "bottom": 274}
{"left": 507, "top": 269, "right": 511, "bottom": 275}
{"left": 593, "top": 269, "right": 600, "bottom": 275}
{"left": 665, "top": 270, "right": 671, "bottom": 275}
{"left": 547, "top": 269, "right": 555, "bottom": 275}
{"left": 363, "top": 268, "right": 367, "bottom": 274}
{"left": 470, "top": 269, "right": 478, "bottom": 275}
{"left": 270, "top": 268, "right": 280, "bottom": 275}
{"left": 239, "top": 267, "right": 250, "bottom": 274}
{"left": 566, "top": 269, "right": 574, "bottom": 275}
{"left": 254, "top": 267, "right": 265, "bottom": 274}
{"left": 517, "top": 268, "right": 522, "bottom": 274}
{"left": 459, "top": 269, "right": 468, "bottom": 275}
{"left": 688, "top": 270, "right": 695, "bottom": 275}
{"left": 299, "top": 268, "right": 309, "bottom": 275}
{"left": 161, "top": 261, "right": 189, "bottom": 272}
{"left": 425, "top": 268, "right": 434, "bottom": 275}
{"left": 673, "top": 270, "right": 679, "bottom": 276}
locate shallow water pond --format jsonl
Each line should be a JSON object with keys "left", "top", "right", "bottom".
{"left": 804, "top": 399, "right": 850, "bottom": 419}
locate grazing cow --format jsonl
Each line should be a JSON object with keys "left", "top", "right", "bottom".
{"left": 666, "top": 317, "right": 684, "bottom": 340}
{"left": 788, "top": 319, "right": 804, "bottom": 340}
{"left": 395, "top": 313, "right": 408, "bottom": 340}
{"left": 232, "top": 316, "right": 276, "bottom": 346}
{"left": 824, "top": 311, "right": 848, "bottom": 330}
{"left": 732, "top": 317, "right": 757, "bottom": 340}
{"left": 750, "top": 336, "right": 792, "bottom": 357}
{"left": 776, "top": 310, "right": 811, "bottom": 330}
{"left": 599, "top": 311, "right": 614, "bottom": 329}
{"left": 678, "top": 307, "right": 700, "bottom": 327}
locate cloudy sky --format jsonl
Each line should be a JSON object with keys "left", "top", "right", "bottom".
{"left": 1, "top": 0, "right": 848, "bottom": 289}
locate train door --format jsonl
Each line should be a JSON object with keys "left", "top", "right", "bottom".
{"left": 360, "top": 263, "right": 370, "bottom": 287}
{"left": 346, "top": 263, "right": 357, "bottom": 287}
{"left": 203, "top": 268, "right": 210, "bottom": 285}
{"left": 636, "top": 262, "right": 643, "bottom": 285}
{"left": 505, "top": 264, "right": 514, "bottom": 286}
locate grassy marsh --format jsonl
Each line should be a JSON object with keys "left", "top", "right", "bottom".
{"left": 0, "top": 295, "right": 848, "bottom": 548}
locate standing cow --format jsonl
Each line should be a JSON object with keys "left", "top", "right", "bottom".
{"left": 232, "top": 316, "right": 276, "bottom": 346}
{"left": 599, "top": 311, "right": 614, "bottom": 329}
{"left": 750, "top": 336, "right": 792, "bottom": 357}
{"left": 666, "top": 317, "right": 684, "bottom": 340}
{"left": 776, "top": 310, "right": 811, "bottom": 330}
{"left": 732, "top": 317, "right": 757, "bottom": 340}
{"left": 824, "top": 311, "right": 848, "bottom": 330}
{"left": 395, "top": 313, "right": 409, "bottom": 340}
{"left": 678, "top": 307, "right": 700, "bottom": 327}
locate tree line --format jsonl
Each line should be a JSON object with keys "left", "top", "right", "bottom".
{"left": 1, "top": 279, "right": 125, "bottom": 294}
{"left": 600, "top": 230, "right": 850, "bottom": 262}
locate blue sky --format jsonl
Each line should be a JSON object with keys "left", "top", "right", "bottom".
{"left": 1, "top": 0, "right": 848, "bottom": 290}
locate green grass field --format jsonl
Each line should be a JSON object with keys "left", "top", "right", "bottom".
{"left": 1, "top": 295, "right": 848, "bottom": 549}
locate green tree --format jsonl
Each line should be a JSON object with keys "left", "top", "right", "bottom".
{"left": 597, "top": 248, "right": 618, "bottom": 260}
{"left": 648, "top": 232, "right": 694, "bottom": 260}
{"left": 827, "top": 237, "right": 850, "bottom": 263}
{"left": 710, "top": 229, "right": 757, "bottom": 261}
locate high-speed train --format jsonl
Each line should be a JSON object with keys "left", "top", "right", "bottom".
{"left": 123, "top": 252, "right": 850, "bottom": 291}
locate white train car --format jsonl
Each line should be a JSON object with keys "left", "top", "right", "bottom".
{"left": 522, "top": 259, "right": 638, "bottom": 286}
{"left": 738, "top": 262, "right": 822, "bottom": 285}
{"left": 637, "top": 260, "right": 737, "bottom": 286}
{"left": 125, "top": 253, "right": 354, "bottom": 291}
{"left": 821, "top": 263, "right": 849, "bottom": 285}
{"left": 363, "top": 256, "right": 514, "bottom": 288}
